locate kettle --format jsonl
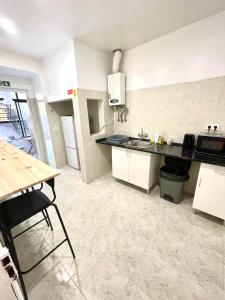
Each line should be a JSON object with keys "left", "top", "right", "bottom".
{"left": 182, "top": 134, "right": 195, "bottom": 150}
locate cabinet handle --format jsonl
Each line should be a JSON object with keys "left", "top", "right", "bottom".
{"left": 198, "top": 178, "right": 202, "bottom": 187}
{"left": 214, "top": 170, "right": 225, "bottom": 176}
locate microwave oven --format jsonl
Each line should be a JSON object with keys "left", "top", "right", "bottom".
{"left": 196, "top": 135, "right": 225, "bottom": 157}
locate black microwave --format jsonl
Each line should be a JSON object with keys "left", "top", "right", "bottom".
{"left": 196, "top": 135, "right": 225, "bottom": 157}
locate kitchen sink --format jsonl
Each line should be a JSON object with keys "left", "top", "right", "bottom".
{"left": 125, "top": 140, "right": 152, "bottom": 149}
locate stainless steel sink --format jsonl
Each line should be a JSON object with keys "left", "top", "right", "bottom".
{"left": 125, "top": 140, "right": 152, "bottom": 149}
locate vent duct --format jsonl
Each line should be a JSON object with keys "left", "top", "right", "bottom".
{"left": 112, "top": 49, "right": 122, "bottom": 73}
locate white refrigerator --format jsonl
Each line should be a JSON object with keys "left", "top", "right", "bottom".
{"left": 61, "top": 116, "right": 80, "bottom": 169}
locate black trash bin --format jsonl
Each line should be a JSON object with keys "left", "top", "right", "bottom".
{"left": 160, "top": 157, "right": 191, "bottom": 204}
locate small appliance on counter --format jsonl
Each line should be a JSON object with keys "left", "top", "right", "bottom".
{"left": 195, "top": 134, "right": 225, "bottom": 164}
{"left": 182, "top": 134, "right": 195, "bottom": 150}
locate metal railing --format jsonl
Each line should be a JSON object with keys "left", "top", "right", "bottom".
{"left": 0, "top": 103, "right": 30, "bottom": 138}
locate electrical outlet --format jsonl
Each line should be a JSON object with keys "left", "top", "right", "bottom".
{"left": 206, "top": 124, "right": 213, "bottom": 132}
{"left": 212, "top": 124, "right": 220, "bottom": 131}
{"left": 206, "top": 124, "right": 220, "bottom": 132}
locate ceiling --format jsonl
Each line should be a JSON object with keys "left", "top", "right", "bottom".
{"left": 0, "top": 0, "right": 225, "bottom": 59}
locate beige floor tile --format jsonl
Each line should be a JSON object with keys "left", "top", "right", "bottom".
{"left": 46, "top": 217, "right": 84, "bottom": 249}
{"left": 171, "top": 271, "right": 225, "bottom": 300}
{"left": 131, "top": 243, "right": 224, "bottom": 300}
{"left": 105, "top": 230, "right": 148, "bottom": 279}
{"left": 54, "top": 236, "right": 102, "bottom": 279}
{"left": 13, "top": 218, "right": 52, "bottom": 256}
{"left": 86, "top": 221, "right": 121, "bottom": 252}
{"left": 28, "top": 262, "right": 85, "bottom": 300}
{"left": 21, "top": 244, "right": 59, "bottom": 291}
{"left": 74, "top": 256, "right": 130, "bottom": 300}
{"left": 118, "top": 280, "right": 152, "bottom": 300}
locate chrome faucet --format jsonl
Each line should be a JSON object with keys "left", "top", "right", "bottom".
{"left": 138, "top": 128, "right": 148, "bottom": 138}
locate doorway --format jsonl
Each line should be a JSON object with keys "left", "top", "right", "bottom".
{"left": 0, "top": 90, "right": 38, "bottom": 157}
{"left": 46, "top": 99, "right": 80, "bottom": 170}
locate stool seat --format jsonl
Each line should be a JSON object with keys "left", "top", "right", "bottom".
{"left": 2, "top": 190, "right": 51, "bottom": 229}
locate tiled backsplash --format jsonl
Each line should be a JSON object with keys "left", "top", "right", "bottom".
{"left": 115, "top": 76, "right": 225, "bottom": 143}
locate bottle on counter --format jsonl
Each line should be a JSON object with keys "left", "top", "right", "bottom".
{"left": 158, "top": 136, "right": 164, "bottom": 145}
{"left": 167, "top": 138, "right": 173, "bottom": 145}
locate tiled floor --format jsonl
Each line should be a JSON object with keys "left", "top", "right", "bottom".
{"left": 12, "top": 166, "right": 225, "bottom": 299}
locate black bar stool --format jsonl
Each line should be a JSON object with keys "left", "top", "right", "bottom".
{"left": 0, "top": 178, "right": 75, "bottom": 300}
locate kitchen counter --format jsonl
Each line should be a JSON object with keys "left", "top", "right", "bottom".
{"left": 96, "top": 137, "right": 225, "bottom": 167}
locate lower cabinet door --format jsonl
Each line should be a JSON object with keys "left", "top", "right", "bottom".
{"left": 112, "top": 146, "right": 129, "bottom": 182}
{"left": 193, "top": 173, "right": 225, "bottom": 220}
{"left": 128, "top": 149, "right": 150, "bottom": 190}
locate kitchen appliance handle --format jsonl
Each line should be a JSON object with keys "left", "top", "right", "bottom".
{"left": 214, "top": 170, "right": 225, "bottom": 176}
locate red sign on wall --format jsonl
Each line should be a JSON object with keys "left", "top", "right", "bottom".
{"left": 67, "top": 89, "right": 77, "bottom": 96}
{"left": 67, "top": 89, "right": 73, "bottom": 95}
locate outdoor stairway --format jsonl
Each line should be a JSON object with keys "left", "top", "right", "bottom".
{"left": 0, "top": 103, "right": 10, "bottom": 122}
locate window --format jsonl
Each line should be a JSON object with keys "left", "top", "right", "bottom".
{"left": 87, "top": 99, "right": 101, "bottom": 135}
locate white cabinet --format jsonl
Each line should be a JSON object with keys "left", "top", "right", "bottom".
{"left": 193, "top": 163, "right": 225, "bottom": 220}
{"left": 129, "top": 149, "right": 151, "bottom": 190}
{"left": 112, "top": 146, "right": 160, "bottom": 192}
{"left": 112, "top": 147, "right": 129, "bottom": 182}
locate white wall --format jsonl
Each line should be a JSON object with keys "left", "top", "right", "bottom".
{"left": 0, "top": 48, "right": 41, "bottom": 75}
{"left": 31, "top": 72, "right": 47, "bottom": 101}
{"left": 42, "top": 40, "right": 78, "bottom": 101}
{"left": 123, "top": 11, "right": 225, "bottom": 91}
{"left": 74, "top": 40, "right": 111, "bottom": 91}
{"left": 0, "top": 74, "right": 33, "bottom": 95}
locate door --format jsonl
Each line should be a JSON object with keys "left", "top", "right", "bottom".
{"left": 128, "top": 149, "right": 151, "bottom": 190}
{"left": 112, "top": 146, "right": 129, "bottom": 182}
{"left": 61, "top": 116, "right": 76, "bottom": 148}
{"left": 193, "top": 172, "right": 225, "bottom": 220}
{"left": 0, "top": 90, "right": 40, "bottom": 158}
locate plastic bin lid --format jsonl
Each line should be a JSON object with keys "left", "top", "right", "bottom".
{"left": 164, "top": 156, "right": 191, "bottom": 172}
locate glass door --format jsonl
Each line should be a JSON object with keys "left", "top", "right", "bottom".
{"left": 0, "top": 90, "right": 38, "bottom": 157}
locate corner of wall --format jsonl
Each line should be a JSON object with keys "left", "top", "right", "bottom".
{"left": 74, "top": 88, "right": 113, "bottom": 183}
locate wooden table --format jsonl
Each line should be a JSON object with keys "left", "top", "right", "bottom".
{"left": 0, "top": 140, "right": 59, "bottom": 201}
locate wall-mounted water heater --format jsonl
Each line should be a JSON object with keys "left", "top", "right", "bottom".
{"left": 108, "top": 72, "right": 125, "bottom": 106}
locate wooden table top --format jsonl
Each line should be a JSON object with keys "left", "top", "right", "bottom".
{"left": 0, "top": 140, "right": 59, "bottom": 201}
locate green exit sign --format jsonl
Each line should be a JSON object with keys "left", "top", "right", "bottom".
{"left": 0, "top": 80, "right": 10, "bottom": 87}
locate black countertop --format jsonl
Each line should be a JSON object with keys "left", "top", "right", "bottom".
{"left": 96, "top": 137, "right": 225, "bottom": 167}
